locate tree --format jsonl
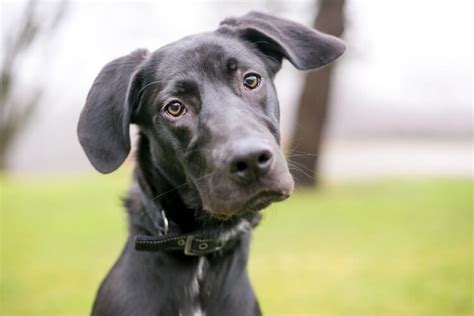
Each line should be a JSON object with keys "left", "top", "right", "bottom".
{"left": 288, "top": 0, "right": 345, "bottom": 187}
{"left": 0, "top": 0, "right": 67, "bottom": 170}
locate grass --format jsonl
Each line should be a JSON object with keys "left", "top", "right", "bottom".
{"left": 0, "top": 171, "right": 472, "bottom": 316}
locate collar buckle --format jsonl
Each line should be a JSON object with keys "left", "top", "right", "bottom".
{"left": 161, "top": 210, "right": 169, "bottom": 235}
{"left": 184, "top": 235, "right": 197, "bottom": 256}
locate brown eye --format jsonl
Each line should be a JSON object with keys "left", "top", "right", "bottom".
{"left": 164, "top": 101, "right": 186, "bottom": 117}
{"left": 243, "top": 73, "right": 261, "bottom": 90}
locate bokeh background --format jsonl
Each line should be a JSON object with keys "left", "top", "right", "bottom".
{"left": 1, "top": 0, "right": 472, "bottom": 315}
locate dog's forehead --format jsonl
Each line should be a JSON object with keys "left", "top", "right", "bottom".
{"left": 150, "top": 32, "right": 265, "bottom": 78}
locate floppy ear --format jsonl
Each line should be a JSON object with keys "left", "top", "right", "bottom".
{"left": 220, "top": 11, "right": 345, "bottom": 71}
{"left": 77, "top": 49, "right": 149, "bottom": 174}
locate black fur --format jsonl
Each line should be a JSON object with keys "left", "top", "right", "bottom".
{"left": 77, "top": 11, "right": 344, "bottom": 316}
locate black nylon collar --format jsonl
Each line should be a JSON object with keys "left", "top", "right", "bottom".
{"left": 135, "top": 233, "right": 224, "bottom": 256}
{"left": 134, "top": 191, "right": 241, "bottom": 256}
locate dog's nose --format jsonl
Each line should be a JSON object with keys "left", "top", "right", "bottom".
{"left": 228, "top": 143, "right": 274, "bottom": 183}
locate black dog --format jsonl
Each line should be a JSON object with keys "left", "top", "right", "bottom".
{"left": 78, "top": 11, "right": 344, "bottom": 316}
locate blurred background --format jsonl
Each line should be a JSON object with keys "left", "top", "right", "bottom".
{"left": 1, "top": 0, "right": 472, "bottom": 315}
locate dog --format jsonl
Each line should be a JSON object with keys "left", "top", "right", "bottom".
{"left": 77, "top": 11, "right": 344, "bottom": 316}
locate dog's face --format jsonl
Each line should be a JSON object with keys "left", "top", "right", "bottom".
{"left": 136, "top": 34, "right": 293, "bottom": 216}
{"left": 78, "top": 12, "right": 345, "bottom": 218}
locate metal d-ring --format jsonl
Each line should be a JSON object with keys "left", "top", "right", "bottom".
{"left": 161, "top": 210, "right": 169, "bottom": 235}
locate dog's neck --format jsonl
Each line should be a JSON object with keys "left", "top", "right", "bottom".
{"left": 110, "top": 135, "right": 261, "bottom": 315}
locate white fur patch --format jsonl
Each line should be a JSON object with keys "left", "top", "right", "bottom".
{"left": 192, "top": 307, "right": 205, "bottom": 316}
{"left": 189, "top": 257, "right": 206, "bottom": 297}
{"left": 187, "top": 257, "right": 207, "bottom": 316}
{"left": 196, "top": 256, "right": 206, "bottom": 281}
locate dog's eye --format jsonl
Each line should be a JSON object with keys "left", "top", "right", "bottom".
{"left": 164, "top": 101, "right": 186, "bottom": 117}
{"left": 243, "top": 73, "right": 261, "bottom": 90}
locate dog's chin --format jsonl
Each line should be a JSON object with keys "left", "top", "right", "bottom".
{"left": 205, "top": 190, "right": 291, "bottom": 220}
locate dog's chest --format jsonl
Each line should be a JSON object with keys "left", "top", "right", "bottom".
{"left": 179, "top": 257, "right": 207, "bottom": 316}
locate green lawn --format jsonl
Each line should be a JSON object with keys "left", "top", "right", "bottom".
{"left": 0, "top": 171, "right": 472, "bottom": 316}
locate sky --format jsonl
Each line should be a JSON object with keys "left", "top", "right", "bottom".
{"left": 1, "top": 0, "right": 472, "bottom": 173}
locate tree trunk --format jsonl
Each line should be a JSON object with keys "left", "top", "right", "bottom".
{"left": 288, "top": 0, "right": 345, "bottom": 187}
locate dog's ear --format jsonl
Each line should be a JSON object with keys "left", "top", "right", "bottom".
{"left": 77, "top": 49, "right": 149, "bottom": 174}
{"left": 220, "top": 11, "right": 345, "bottom": 71}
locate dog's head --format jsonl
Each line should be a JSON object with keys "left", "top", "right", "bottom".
{"left": 78, "top": 12, "right": 345, "bottom": 218}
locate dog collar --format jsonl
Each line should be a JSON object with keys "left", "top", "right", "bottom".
{"left": 134, "top": 209, "right": 252, "bottom": 256}
{"left": 135, "top": 233, "right": 224, "bottom": 256}
{"left": 134, "top": 188, "right": 252, "bottom": 256}
{"left": 134, "top": 206, "right": 226, "bottom": 256}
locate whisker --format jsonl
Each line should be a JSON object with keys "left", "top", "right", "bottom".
{"left": 150, "top": 170, "right": 216, "bottom": 202}
{"left": 287, "top": 161, "right": 314, "bottom": 180}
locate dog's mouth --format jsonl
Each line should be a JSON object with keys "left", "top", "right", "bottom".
{"left": 241, "top": 190, "right": 290, "bottom": 213}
